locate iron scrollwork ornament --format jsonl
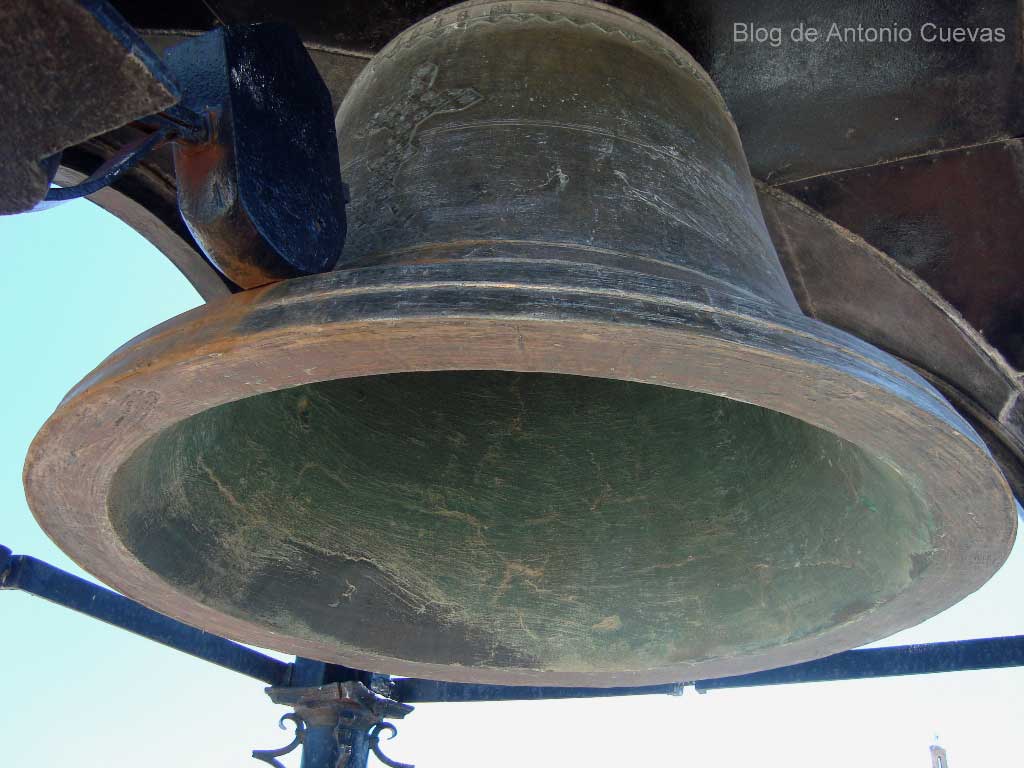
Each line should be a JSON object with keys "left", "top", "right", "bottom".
{"left": 368, "top": 722, "right": 414, "bottom": 768}
{"left": 252, "top": 713, "right": 307, "bottom": 768}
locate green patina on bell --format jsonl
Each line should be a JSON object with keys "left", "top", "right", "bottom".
{"left": 25, "top": 0, "right": 1016, "bottom": 686}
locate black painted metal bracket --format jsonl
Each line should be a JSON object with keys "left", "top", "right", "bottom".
{"left": 0, "top": 546, "right": 289, "bottom": 686}
{"left": 691, "top": 635, "right": 1024, "bottom": 692}
{"left": 5, "top": 544, "right": 1024, "bottom": 767}
{"left": 2, "top": 0, "right": 346, "bottom": 289}
{"left": 259, "top": 680, "right": 415, "bottom": 768}
{"left": 163, "top": 23, "right": 348, "bottom": 288}
{"left": 0, "top": 0, "right": 180, "bottom": 214}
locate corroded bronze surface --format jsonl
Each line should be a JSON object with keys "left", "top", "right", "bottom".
{"left": 25, "top": 258, "right": 1017, "bottom": 684}
{"left": 109, "top": 372, "right": 935, "bottom": 674}
{"left": 336, "top": 0, "right": 795, "bottom": 309}
{"left": 24, "top": 0, "right": 1017, "bottom": 686}
{"left": 760, "top": 183, "right": 1024, "bottom": 502}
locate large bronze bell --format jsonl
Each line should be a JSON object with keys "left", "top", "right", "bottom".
{"left": 25, "top": 0, "right": 1015, "bottom": 686}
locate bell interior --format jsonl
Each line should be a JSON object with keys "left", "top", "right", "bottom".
{"left": 108, "top": 370, "right": 935, "bottom": 676}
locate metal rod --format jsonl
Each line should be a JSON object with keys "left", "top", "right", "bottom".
{"left": 390, "top": 679, "right": 685, "bottom": 703}
{"left": 300, "top": 725, "right": 364, "bottom": 768}
{"left": 392, "top": 636, "right": 1024, "bottom": 702}
{"left": 0, "top": 546, "right": 290, "bottom": 685}
{"left": 43, "top": 127, "right": 172, "bottom": 201}
{"left": 692, "top": 635, "right": 1024, "bottom": 692}
{"left": 5, "top": 547, "right": 1023, "bottom": 702}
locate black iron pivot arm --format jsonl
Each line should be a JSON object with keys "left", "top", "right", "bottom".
{"left": 0, "top": 545, "right": 289, "bottom": 686}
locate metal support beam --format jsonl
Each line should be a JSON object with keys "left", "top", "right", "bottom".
{"left": 692, "top": 635, "right": 1024, "bottom": 692}
{"left": 0, "top": 545, "right": 289, "bottom": 686}
{"left": 254, "top": 658, "right": 413, "bottom": 768}
{"left": 390, "top": 679, "right": 685, "bottom": 703}
{"left": 292, "top": 659, "right": 375, "bottom": 768}
{"left": 390, "top": 635, "right": 1024, "bottom": 702}
{"left": 6, "top": 546, "right": 1024, "bottom": 702}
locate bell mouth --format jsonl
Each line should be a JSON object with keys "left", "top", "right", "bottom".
{"left": 24, "top": 263, "right": 1016, "bottom": 686}
{"left": 109, "top": 369, "right": 936, "bottom": 676}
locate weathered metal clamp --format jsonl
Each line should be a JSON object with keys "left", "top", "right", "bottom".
{"left": 254, "top": 681, "right": 414, "bottom": 768}
{"left": 7, "top": 0, "right": 347, "bottom": 288}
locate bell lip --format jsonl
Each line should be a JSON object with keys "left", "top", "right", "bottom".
{"left": 23, "top": 261, "right": 1017, "bottom": 687}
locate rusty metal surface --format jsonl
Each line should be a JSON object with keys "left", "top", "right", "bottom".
{"left": 266, "top": 682, "right": 412, "bottom": 728}
{"left": 165, "top": 24, "right": 348, "bottom": 288}
{"left": 258, "top": 681, "right": 412, "bottom": 768}
{"left": 72, "top": 32, "right": 368, "bottom": 298}
{"left": 0, "top": 0, "right": 179, "bottom": 213}
{"left": 759, "top": 184, "right": 1024, "bottom": 501}
{"left": 50, "top": 28, "right": 364, "bottom": 299}
{"left": 780, "top": 140, "right": 1024, "bottom": 372}
{"left": 57, "top": 135, "right": 232, "bottom": 299}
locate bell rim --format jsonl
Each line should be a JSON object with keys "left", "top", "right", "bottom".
{"left": 24, "top": 261, "right": 1017, "bottom": 686}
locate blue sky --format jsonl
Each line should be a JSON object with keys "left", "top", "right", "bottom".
{"left": 1, "top": 199, "right": 1021, "bottom": 766}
